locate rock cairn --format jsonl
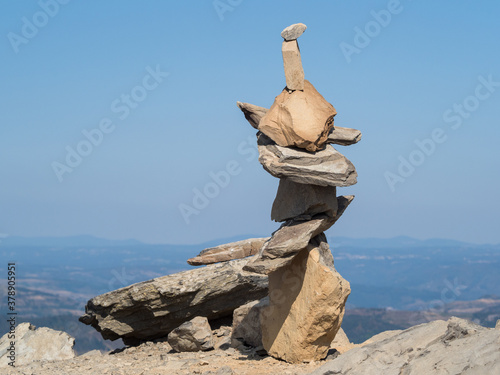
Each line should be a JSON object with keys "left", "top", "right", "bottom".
{"left": 234, "top": 23, "right": 361, "bottom": 363}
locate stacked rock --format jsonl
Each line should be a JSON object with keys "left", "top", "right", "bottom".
{"left": 236, "top": 23, "right": 362, "bottom": 363}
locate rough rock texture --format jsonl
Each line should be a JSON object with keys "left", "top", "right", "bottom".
{"left": 0, "top": 323, "right": 75, "bottom": 367}
{"left": 326, "top": 126, "right": 362, "bottom": 146}
{"left": 245, "top": 196, "right": 353, "bottom": 275}
{"left": 282, "top": 40, "right": 305, "bottom": 90}
{"left": 188, "top": 238, "right": 269, "bottom": 266}
{"left": 271, "top": 178, "right": 337, "bottom": 222}
{"left": 329, "top": 328, "right": 353, "bottom": 354}
{"left": 231, "top": 297, "right": 269, "bottom": 348}
{"left": 167, "top": 317, "right": 214, "bottom": 352}
{"left": 496, "top": 319, "right": 500, "bottom": 330}
{"left": 258, "top": 81, "right": 337, "bottom": 152}
{"left": 236, "top": 102, "right": 268, "bottom": 129}
{"left": 309, "top": 317, "right": 500, "bottom": 375}
{"left": 80, "top": 259, "right": 268, "bottom": 345}
{"left": 281, "top": 23, "right": 307, "bottom": 41}
{"left": 257, "top": 132, "right": 357, "bottom": 187}
{"left": 261, "top": 234, "right": 351, "bottom": 363}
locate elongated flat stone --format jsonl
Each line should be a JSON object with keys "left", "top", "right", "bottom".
{"left": 187, "top": 237, "right": 269, "bottom": 266}
{"left": 236, "top": 102, "right": 268, "bottom": 130}
{"left": 257, "top": 132, "right": 357, "bottom": 187}
{"left": 327, "top": 126, "right": 362, "bottom": 145}
{"left": 244, "top": 196, "right": 354, "bottom": 274}
{"left": 281, "top": 23, "right": 307, "bottom": 41}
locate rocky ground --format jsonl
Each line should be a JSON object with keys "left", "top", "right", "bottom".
{"left": 4, "top": 341, "right": 329, "bottom": 375}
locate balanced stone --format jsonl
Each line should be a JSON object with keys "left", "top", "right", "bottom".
{"left": 326, "top": 126, "right": 362, "bottom": 146}
{"left": 271, "top": 178, "right": 337, "bottom": 222}
{"left": 259, "top": 80, "right": 336, "bottom": 151}
{"left": 261, "top": 234, "right": 351, "bottom": 363}
{"left": 257, "top": 132, "right": 357, "bottom": 187}
{"left": 187, "top": 237, "right": 269, "bottom": 266}
{"left": 236, "top": 102, "right": 268, "bottom": 129}
{"left": 244, "top": 196, "right": 354, "bottom": 275}
{"left": 281, "top": 23, "right": 307, "bottom": 41}
{"left": 282, "top": 40, "right": 305, "bottom": 90}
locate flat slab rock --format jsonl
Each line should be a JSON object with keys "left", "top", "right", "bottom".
{"left": 244, "top": 195, "right": 353, "bottom": 275}
{"left": 188, "top": 237, "right": 269, "bottom": 266}
{"left": 281, "top": 23, "right": 307, "bottom": 41}
{"left": 308, "top": 317, "right": 500, "bottom": 375}
{"left": 257, "top": 132, "right": 357, "bottom": 187}
{"left": 79, "top": 259, "right": 268, "bottom": 345}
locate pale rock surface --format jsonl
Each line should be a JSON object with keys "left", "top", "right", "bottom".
{"left": 281, "top": 23, "right": 307, "bottom": 41}
{"left": 282, "top": 40, "right": 305, "bottom": 90}
{"left": 309, "top": 317, "right": 500, "bottom": 375}
{"left": 271, "top": 178, "right": 337, "bottom": 222}
{"left": 257, "top": 132, "right": 357, "bottom": 187}
{"left": 329, "top": 328, "right": 354, "bottom": 354}
{"left": 496, "top": 319, "right": 500, "bottom": 330}
{"left": 258, "top": 81, "right": 336, "bottom": 152}
{"left": 80, "top": 259, "right": 268, "bottom": 345}
{"left": 0, "top": 323, "right": 75, "bottom": 367}
{"left": 326, "top": 126, "right": 362, "bottom": 145}
{"left": 244, "top": 196, "right": 353, "bottom": 275}
{"left": 167, "top": 316, "right": 214, "bottom": 352}
{"left": 236, "top": 102, "right": 268, "bottom": 129}
{"left": 231, "top": 297, "right": 269, "bottom": 348}
{"left": 261, "top": 234, "right": 351, "bottom": 363}
{"left": 188, "top": 237, "right": 269, "bottom": 265}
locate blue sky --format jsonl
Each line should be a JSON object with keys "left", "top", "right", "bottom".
{"left": 1, "top": 0, "right": 499, "bottom": 245}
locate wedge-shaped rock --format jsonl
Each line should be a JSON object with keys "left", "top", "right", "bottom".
{"left": 0, "top": 323, "right": 75, "bottom": 367}
{"left": 282, "top": 40, "right": 305, "bottom": 90}
{"left": 236, "top": 102, "right": 268, "bottom": 129}
{"left": 79, "top": 259, "right": 268, "bottom": 345}
{"left": 258, "top": 132, "right": 357, "bottom": 187}
{"left": 309, "top": 317, "right": 500, "bottom": 375}
{"left": 188, "top": 237, "right": 269, "bottom": 266}
{"left": 259, "top": 80, "right": 336, "bottom": 152}
{"left": 271, "top": 178, "right": 337, "bottom": 222}
{"left": 326, "top": 126, "right": 362, "bottom": 146}
{"left": 244, "top": 195, "right": 353, "bottom": 275}
{"left": 231, "top": 297, "right": 269, "bottom": 348}
{"left": 262, "top": 234, "right": 351, "bottom": 363}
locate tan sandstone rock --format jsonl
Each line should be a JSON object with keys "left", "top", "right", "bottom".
{"left": 231, "top": 297, "right": 269, "bottom": 348}
{"left": 187, "top": 238, "right": 269, "bottom": 266}
{"left": 236, "top": 102, "right": 268, "bottom": 129}
{"left": 271, "top": 178, "right": 337, "bottom": 222}
{"left": 282, "top": 40, "right": 305, "bottom": 90}
{"left": 258, "top": 80, "right": 336, "bottom": 152}
{"left": 326, "top": 126, "right": 362, "bottom": 146}
{"left": 261, "top": 234, "right": 351, "bottom": 363}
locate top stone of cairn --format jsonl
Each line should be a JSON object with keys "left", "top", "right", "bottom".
{"left": 281, "top": 23, "right": 307, "bottom": 41}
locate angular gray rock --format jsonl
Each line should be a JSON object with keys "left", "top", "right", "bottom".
{"left": 326, "top": 126, "right": 362, "bottom": 146}
{"left": 167, "top": 316, "right": 214, "bottom": 352}
{"left": 79, "top": 259, "right": 268, "bottom": 345}
{"left": 271, "top": 178, "right": 337, "bottom": 222}
{"left": 308, "top": 317, "right": 500, "bottom": 375}
{"left": 244, "top": 196, "right": 353, "bottom": 274}
{"left": 187, "top": 237, "right": 269, "bottom": 266}
{"left": 0, "top": 323, "right": 75, "bottom": 367}
{"left": 231, "top": 297, "right": 269, "bottom": 348}
{"left": 236, "top": 102, "right": 268, "bottom": 129}
{"left": 281, "top": 23, "right": 307, "bottom": 41}
{"left": 257, "top": 132, "right": 357, "bottom": 187}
